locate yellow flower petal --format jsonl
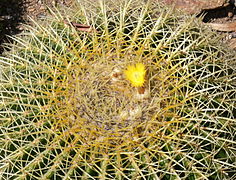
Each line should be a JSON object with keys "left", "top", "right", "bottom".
{"left": 124, "top": 63, "right": 146, "bottom": 87}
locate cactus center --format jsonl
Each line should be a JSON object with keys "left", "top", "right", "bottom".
{"left": 51, "top": 51, "right": 171, "bottom": 146}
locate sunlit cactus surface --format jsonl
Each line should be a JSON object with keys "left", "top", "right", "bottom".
{"left": 0, "top": 0, "right": 236, "bottom": 179}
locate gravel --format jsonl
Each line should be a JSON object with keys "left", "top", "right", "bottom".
{"left": 0, "top": 0, "right": 73, "bottom": 53}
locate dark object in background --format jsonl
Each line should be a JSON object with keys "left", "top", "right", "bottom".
{"left": 197, "top": 3, "right": 235, "bottom": 23}
{"left": 0, "top": 0, "right": 25, "bottom": 54}
{"left": 230, "top": 0, "right": 236, "bottom": 6}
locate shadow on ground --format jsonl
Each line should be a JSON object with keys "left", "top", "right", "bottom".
{"left": 197, "top": 3, "right": 236, "bottom": 23}
{"left": 0, "top": 0, "right": 26, "bottom": 54}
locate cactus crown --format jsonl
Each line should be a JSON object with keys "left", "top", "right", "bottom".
{"left": 0, "top": 0, "right": 236, "bottom": 179}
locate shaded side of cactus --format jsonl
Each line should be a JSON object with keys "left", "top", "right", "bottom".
{"left": 0, "top": 0, "right": 236, "bottom": 179}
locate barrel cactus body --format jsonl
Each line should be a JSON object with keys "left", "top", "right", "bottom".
{"left": 0, "top": 0, "right": 235, "bottom": 179}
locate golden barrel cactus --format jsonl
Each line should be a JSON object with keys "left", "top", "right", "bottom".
{"left": 0, "top": 0, "right": 235, "bottom": 179}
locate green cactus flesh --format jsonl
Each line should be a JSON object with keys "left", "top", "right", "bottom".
{"left": 0, "top": 0, "right": 236, "bottom": 179}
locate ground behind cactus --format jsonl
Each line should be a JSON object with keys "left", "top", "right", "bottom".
{"left": 1, "top": 0, "right": 236, "bottom": 53}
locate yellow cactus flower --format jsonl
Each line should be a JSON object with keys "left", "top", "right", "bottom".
{"left": 124, "top": 63, "right": 146, "bottom": 87}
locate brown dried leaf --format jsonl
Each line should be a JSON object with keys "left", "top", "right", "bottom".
{"left": 228, "top": 38, "right": 236, "bottom": 49}
{"left": 207, "top": 21, "right": 236, "bottom": 32}
{"left": 64, "top": 20, "right": 95, "bottom": 32}
{"left": 157, "top": 0, "right": 228, "bottom": 14}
